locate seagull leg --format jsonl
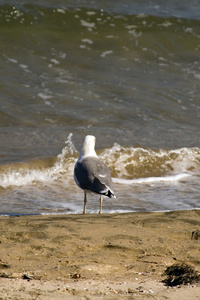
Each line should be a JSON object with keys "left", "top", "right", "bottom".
{"left": 99, "top": 195, "right": 103, "bottom": 214}
{"left": 83, "top": 191, "right": 87, "bottom": 214}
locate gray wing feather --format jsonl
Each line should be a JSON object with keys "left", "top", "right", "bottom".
{"left": 74, "top": 157, "right": 113, "bottom": 195}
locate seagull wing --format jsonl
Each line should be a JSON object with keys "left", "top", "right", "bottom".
{"left": 74, "top": 157, "right": 115, "bottom": 197}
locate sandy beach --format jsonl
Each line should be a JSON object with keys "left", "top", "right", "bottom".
{"left": 0, "top": 210, "right": 200, "bottom": 299}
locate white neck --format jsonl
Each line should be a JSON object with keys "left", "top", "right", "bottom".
{"left": 78, "top": 135, "right": 98, "bottom": 160}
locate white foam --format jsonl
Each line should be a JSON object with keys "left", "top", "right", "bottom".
{"left": 57, "top": 8, "right": 66, "bottom": 14}
{"left": 5, "top": 56, "right": 18, "bottom": 64}
{"left": 86, "top": 11, "right": 96, "bottom": 16}
{"left": 113, "top": 173, "right": 191, "bottom": 185}
{"left": 81, "top": 38, "right": 93, "bottom": 44}
{"left": 19, "top": 64, "right": 28, "bottom": 69}
{"left": 80, "top": 20, "right": 95, "bottom": 28}
{"left": 0, "top": 168, "right": 53, "bottom": 188}
{"left": 38, "top": 93, "right": 53, "bottom": 100}
{"left": 0, "top": 133, "right": 77, "bottom": 188}
{"left": 101, "top": 50, "right": 113, "bottom": 57}
{"left": 50, "top": 58, "right": 60, "bottom": 65}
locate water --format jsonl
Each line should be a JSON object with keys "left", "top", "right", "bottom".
{"left": 0, "top": 1, "right": 200, "bottom": 215}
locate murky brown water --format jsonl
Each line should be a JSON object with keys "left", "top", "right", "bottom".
{"left": 0, "top": 2, "right": 200, "bottom": 214}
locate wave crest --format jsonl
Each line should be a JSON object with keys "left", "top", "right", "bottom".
{"left": 100, "top": 144, "right": 200, "bottom": 179}
{"left": 0, "top": 137, "right": 199, "bottom": 188}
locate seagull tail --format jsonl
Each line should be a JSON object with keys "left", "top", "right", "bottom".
{"left": 105, "top": 189, "right": 116, "bottom": 199}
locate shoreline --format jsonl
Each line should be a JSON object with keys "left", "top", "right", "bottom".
{"left": 0, "top": 210, "right": 200, "bottom": 299}
{"left": 1, "top": 206, "right": 199, "bottom": 217}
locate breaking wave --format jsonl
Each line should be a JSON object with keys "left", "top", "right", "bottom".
{"left": 0, "top": 134, "right": 199, "bottom": 189}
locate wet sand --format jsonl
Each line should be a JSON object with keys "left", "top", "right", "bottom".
{"left": 0, "top": 210, "right": 200, "bottom": 299}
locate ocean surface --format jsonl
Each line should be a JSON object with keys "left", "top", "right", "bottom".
{"left": 0, "top": 1, "right": 200, "bottom": 215}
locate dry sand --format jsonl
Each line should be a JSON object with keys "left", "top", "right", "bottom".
{"left": 0, "top": 210, "right": 200, "bottom": 299}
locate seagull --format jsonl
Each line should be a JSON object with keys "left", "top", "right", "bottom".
{"left": 74, "top": 135, "right": 115, "bottom": 214}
